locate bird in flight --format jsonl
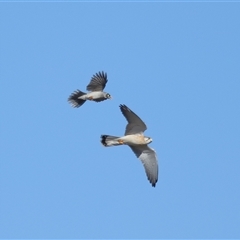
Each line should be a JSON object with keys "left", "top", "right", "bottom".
{"left": 101, "top": 104, "right": 158, "bottom": 187}
{"left": 68, "top": 71, "right": 111, "bottom": 108}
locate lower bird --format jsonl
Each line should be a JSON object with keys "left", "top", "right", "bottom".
{"left": 101, "top": 104, "right": 158, "bottom": 187}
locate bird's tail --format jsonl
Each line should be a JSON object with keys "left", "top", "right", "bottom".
{"left": 68, "top": 90, "right": 86, "bottom": 108}
{"left": 101, "top": 135, "right": 122, "bottom": 147}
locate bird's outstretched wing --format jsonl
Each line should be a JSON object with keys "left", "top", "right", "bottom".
{"left": 130, "top": 145, "right": 158, "bottom": 187}
{"left": 120, "top": 104, "right": 147, "bottom": 135}
{"left": 86, "top": 71, "right": 108, "bottom": 92}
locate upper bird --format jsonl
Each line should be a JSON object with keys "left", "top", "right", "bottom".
{"left": 101, "top": 104, "right": 158, "bottom": 187}
{"left": 68, "top": 71, "right": 111, "bottom": 108}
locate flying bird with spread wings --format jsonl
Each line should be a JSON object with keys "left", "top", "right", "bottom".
{"left": 68, "top": 71, "right": 111, "bottom": 108}
{"left": 101, "top": 104, "right": 158, "bottom": 187}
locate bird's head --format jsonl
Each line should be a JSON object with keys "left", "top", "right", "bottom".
{"left": 144, "top": 136, "right": 153, "bottom": 144}
{"left": 106, "top": 93, "right": 112, "bottom": 99}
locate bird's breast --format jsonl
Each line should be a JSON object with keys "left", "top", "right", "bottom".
{"left": 122, "top": 134, "right": 146, "bottom": 145}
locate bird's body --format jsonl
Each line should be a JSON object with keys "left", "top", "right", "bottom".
{"left": 101, "top": 134, "right": 151, "bottom": 146}
{"left": 74, "top": 91, "right": 110, "bottom": 101}
{"left": 101, "top": 104, "right": 158, "bottom": 187}
{"left": 84, "top": 91, "right": 110, "bottom": 101}
{"left": 68, "top": 71, "right": 111, "bottom": 108}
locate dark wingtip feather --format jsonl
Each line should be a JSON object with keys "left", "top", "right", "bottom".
{"left": 95, "top": 71, "right": 108, "bottom": 82}
{"left": 150, "top": 178, "right": 157, "bottom": 187}
{"left": 119, "top": 104, "right": 130, "bottom": 111}
{"left": 119, "top": 104, "right": 133, "bottom": 118}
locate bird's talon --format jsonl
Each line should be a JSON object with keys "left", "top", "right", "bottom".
{"left": 118, "top": 140, "right": 124, "bottom": 144}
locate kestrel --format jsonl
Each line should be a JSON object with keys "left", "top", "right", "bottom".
{"left": 68, "top": 71, "right": 111, "bottom": 108}
{"left": 101, "top": 104, "right": 158, "bottom": 187}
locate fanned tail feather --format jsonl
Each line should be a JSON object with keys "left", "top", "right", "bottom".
{"left": 68, "top": 90, "right": 86, "bottom": 108}
{"left": 101, "top": 135, "right": 121, "bottom": 147}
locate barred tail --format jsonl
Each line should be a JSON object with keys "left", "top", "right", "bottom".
{"left": 68, "top": 90, "right": 86, "bottom": 108}
{"left": 100, "top": 135, "right": 122, "bottom": 147}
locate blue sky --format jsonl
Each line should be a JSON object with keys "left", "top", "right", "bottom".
{"left": 1, "top": 2, "right": 240, "bottom": 239}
